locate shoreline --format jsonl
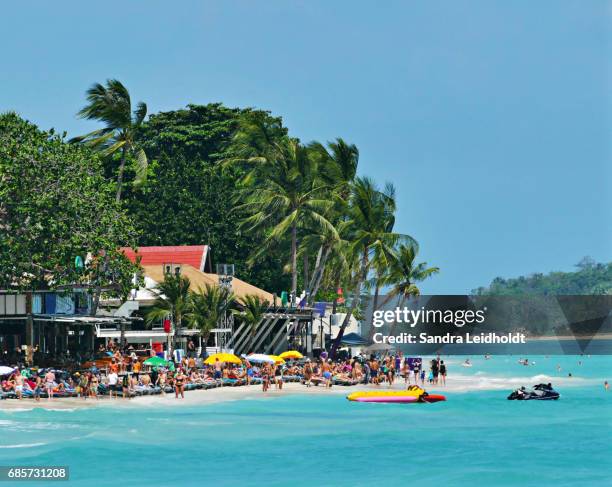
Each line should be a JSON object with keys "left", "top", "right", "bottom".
{"left": 0, "top": 371, "right": 601, "bottom": 411}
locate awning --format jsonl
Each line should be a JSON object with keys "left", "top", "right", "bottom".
{"left": 32, "top": 315, "right": 131, "bottom": 325}
{"left": 338, "top": 332, "right": 368, "bottom": 346}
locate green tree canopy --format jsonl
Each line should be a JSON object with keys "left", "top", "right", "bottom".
{"left": 0, "top": 112, "right": 139, "bottom": 295}
{"left": 125, "top": 103, "right": 290, "bottom": 293}
{"left": 473, "top": 258, "right": 611, "bottom": 295}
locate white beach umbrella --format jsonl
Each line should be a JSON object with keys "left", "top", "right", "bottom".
{"left": 243, "top": 354, "right": 275, "bottom": 364}
{"left": 0, "top": 366, "right": 16, "bottom": 376}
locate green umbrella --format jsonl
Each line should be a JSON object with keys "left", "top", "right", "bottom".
{"left": 143, "top": 356, "right": 169, "bottom": 367}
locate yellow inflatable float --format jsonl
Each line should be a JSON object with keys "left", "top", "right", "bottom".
{"left": 347, "top": 386, "right": 445, "bottom": 403}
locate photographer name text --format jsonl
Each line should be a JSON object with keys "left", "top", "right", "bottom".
{"left": 372, "top": 332, "right": 526, "bottom": 345}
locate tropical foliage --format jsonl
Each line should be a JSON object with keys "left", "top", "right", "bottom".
{"left": 146, "top": 273, "right": 192, "bottom": 333}
{"left": 71, "top": 79, "right": 149, "bottom": 201}
{"left": 234, "top": 294, "right": 270, "bottom": 353}
{"left": 187, "top": 284, "right": 236, "bottom": 343}
{"left": 224, "top": 112, "right": 434, "bottom": 356}
{"left": 2, "top": 78, "right": 443, "bottom": 356}
{"left": 127, "top": 103, "right": 290, "bottom": 292}
{"left": 473, "top": 257, "right": 611, "bottom": 295}
{"left": 0, "top": 112, "right": 140, "bottom": 295}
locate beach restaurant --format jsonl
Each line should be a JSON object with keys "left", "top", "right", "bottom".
{"left": 100, "top": 245, "right": 315, "bottom": 356}
{"left": 0, "top": 244, "right": 316, "bottom": 364}
{"left": 0, "top": 288, "right": 130, "bottom": 365}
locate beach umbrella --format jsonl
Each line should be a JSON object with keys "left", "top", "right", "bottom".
{"left": 143, "top": 356, "right": 170, "bottom": 367}
{"left": 279, "top": 351, "right": 303, "bottom": 360}
{"left": 0, "top": 366, "right": 16, "bottom": 376}
{"left": 204, "top": 353, "right": 241, "bottom": 365}
{"left": 244, "top": 354, "right": 275, "bottom": 364}
{"left": 339, "top": 333, "right": 368, "bottom": 346}
{"left": 269, "top": 355, "right": 286, "bottom": 365}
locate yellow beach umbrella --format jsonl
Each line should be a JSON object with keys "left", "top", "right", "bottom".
{"left": 204, "top": 353, "right": 242, "bottom": 365}
{"left": 269, "top": 355, "right": 286, "bottom": 365}
{"left": 279, "top": 350, "right": 303, "bottom": 360}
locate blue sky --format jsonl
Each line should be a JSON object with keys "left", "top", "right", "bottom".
{"left": 1, "top": 1, "right": 610, "bottom": 294}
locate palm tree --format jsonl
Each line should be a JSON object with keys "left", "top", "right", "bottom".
{"left": 375, "top": 244, "right": 439, "bottom": 337}
{"left": 329, "top": 177, "right": 415, "bottom": 358}
{"left": 234, "top": 294, "right": 269, "bottom": 353}
{"left": 383, "top": 244, "right": 439, "bottom": 304}
{"left": 71, "top": 79, "right": 148, "bottom": 202}
{"left": 228, "top": 125, "right": 337, "bottom": 306}
{"left": 146, "top": 273, "right": 191, "bottom": 349}
{"left": 303, "top": 138, "right": 358, "bottom": 303}
{"left": 187, "top": 284, "right": 236, "bottom": 347}
{"left": 309, "top": 138, "right": 358, "bottom": 200}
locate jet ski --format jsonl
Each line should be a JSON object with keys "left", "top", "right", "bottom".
{"left": 507, "top": 383, "right": 560, "bottom": 400}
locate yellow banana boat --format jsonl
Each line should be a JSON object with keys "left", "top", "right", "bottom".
{"left": 347, "top": 385, "right": 425, "bottom": 402}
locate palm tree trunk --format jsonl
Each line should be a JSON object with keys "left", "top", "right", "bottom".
{"left": 250, "top": 325, "right": 256, "bottom": 353}
{"left": 330, "top": 246, "right": 368, "bottom": 358}
{"left": 290, "top": 222, "right": 298, "bottom": 307}
{"left": 388, "top": 294, "right": 405, "bottom": 336}
{"left": 367, "top": 280, "right": 381, "bottom": 341}
{"left": 303, "top": 253, "right": 309, "bottom": 301}
{"left": 308, "top": 245, "right": 331, "bottom": 305}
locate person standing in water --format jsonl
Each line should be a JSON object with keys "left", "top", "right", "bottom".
{"left": 439, "top": 360, "right": 447, "bottom": 386}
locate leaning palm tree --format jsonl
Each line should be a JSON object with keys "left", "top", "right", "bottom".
{"left": 71, "top": 79, "right": 148, "bottom": 202}
{"left": 375, "top": 244, "right": 439, "bottom": 337}
{"left": 228, "top": 127, "right": 337, "bottom": 306}
{"left": 187, "top": 284, "right": 236, "bottom": 348}
{"left": 234, "top": 294, "right": 270, "bottom": 353}
{"left": 329, "top": 177, "right": 415, "bottom": 358}
{"left": 383, "top": 244, "right": 439, "bottom": 305}
{"left": 146, "top": 273, "right": 192, "bottom": 349}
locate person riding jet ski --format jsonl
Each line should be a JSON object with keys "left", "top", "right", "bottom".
{"left": 507, "top": 383, "right": 560, "bottom": 400}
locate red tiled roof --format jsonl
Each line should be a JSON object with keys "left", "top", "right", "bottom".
{"left": 121, "top": 245, "right": 209, "bottom": 272}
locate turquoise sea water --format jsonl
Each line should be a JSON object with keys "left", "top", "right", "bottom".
{"left": 1, "top": 355, "right": 611, "bottom": 487}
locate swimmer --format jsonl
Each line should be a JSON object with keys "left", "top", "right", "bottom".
{"left": 605, "top": 381, "right": 609, "bottom": 391}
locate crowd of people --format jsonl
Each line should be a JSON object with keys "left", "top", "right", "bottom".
{"left": 1, "top": 347, "right": 449, "bottom": 402}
